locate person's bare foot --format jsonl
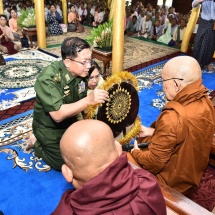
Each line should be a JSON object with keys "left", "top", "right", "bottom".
{"left": 26, "top": 134, "right": 37, "bottom": 151}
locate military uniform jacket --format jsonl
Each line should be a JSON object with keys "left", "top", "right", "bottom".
{"left": 33, "top": 60, "right": 87, "bottom": 129}
{"left": 32, "top": 61, "right": 87, "bottom": 170}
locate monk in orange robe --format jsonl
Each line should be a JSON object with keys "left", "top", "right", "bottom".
{"left": 131, "top": 56, "right": 215, "bottom": 194}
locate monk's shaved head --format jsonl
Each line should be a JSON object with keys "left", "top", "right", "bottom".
{"left": 60, "top": 119, "right": 120, "bottom": 188}
{"left": 163, "top": 56, "right": 202, "bottom": 85}
{"left": 162, "top": 56, "right": 202, "bottom": 101}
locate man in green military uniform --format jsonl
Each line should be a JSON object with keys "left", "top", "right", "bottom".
{"left": 26, "top": 37, "right": 109, "bottom": 171}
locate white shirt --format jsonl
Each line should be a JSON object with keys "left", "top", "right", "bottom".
{"left": 4, "top": 10, "right": 10, "bottom": 21}
{"left": 78, "top": 8, "right": 87, "bottom": 17}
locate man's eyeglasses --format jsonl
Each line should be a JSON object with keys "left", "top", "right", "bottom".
{"left": 89, "top": 74, "right": 100, "bottom": 81}
{"left": 162, "top": 78, "right": 184, "bottom": 82}
{"left": 66, "top": 58, "right": 94, "bottom": 67}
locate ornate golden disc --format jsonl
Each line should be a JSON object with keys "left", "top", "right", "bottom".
{"left": 106, "top": 87, "right": 131, "bottom": 124}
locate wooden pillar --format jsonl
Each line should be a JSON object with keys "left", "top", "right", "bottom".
{"left": 61, "top": 0, "right": 68, "bottom": 24}
{"left": 112, "top": 0, "right": 125, "bottom": 74}
{"left": 0, "top": 0, "right": 3, "bottom": 14}
{"left": 35, "top": 0, "right": 46, "bottom": 48}
{"left": 180, "top": 6, "right": 200, "bottom": 53}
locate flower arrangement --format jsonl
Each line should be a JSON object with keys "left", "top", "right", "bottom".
{"left": 87, "top": 19, "right": 113, "bottom": 49}
{"left": 18, "top": 8, "right": 36, "bottom": 28}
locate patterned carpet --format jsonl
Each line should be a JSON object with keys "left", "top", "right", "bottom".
{"left": 1, "top": 60, "right": 215, "bottom": 214}
{"left": 0, "top": 49, "right": 59, "bottom": 89}
{"left": 44, "top": 26, "right": 179, "bottom": 72}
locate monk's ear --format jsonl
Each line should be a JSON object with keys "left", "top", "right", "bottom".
{"left": 62, "top": 164, "right": 73, "bottom": 183}
{"left": 114, "top": 140, "right": 122, "bottom": 155}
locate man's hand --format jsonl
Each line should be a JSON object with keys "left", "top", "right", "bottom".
{"left": 138, "top": 125, "right": 155, "bottom": 137}
{"left": 86, "top": 89, "right": 109, "bottom": 105}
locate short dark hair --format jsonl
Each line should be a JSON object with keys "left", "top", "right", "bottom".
{"left": 88, "top": 60, "right": 102, "bottom": 76}
{"left": 61, "top": 37, "right": 91, "bottom": 60}
{"left": 0, "top": 14, "right": 7, "bottom": 20}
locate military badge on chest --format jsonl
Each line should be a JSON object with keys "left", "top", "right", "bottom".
{"left": 63, "top": 85, "right": 70, "bottom": 97}
{"left": 78, "top": 81, "right": 86, "bottom": 94}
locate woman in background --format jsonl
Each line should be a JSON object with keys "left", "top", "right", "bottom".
{"left": 9, "top": 9, "right": 29, "bottom": 48}
{"left": 67, "top": 4, "right": 84, "bottom": 33}
{"left": 0, "top": 14, "right": 20, "bottom": 54}
{"left": 46, "top": 4, "right": 63, "bottom": 36}
{"left": 87, "top": 61, "right": 104, "bottom": 95}
{"left": 9, "top": 9, "right": 22, "bottom": 41}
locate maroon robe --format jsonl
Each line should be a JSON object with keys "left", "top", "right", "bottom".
{"left": 52, "top": 153, "right": 166, "bottom": 215}
{"left": 0, "top": 28, "right": 17, "bottom": 55}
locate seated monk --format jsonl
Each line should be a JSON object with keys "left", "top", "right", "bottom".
{"left": 52, "top": 119, "right": 166, "bottom": 215}
{"left": 131, "top": 56, "right": 215, "bottom": 194}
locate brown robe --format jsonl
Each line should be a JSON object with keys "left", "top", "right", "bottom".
{"left": 132, "top": 79, "right": 215, "bottom": 193}
{"left": 52, "top": 153, "right": 166, "bottom": 215}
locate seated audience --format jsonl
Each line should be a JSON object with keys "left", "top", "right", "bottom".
{"left": 44, "top": 3, "right": 51, "bottom": 21}
{"left": 136, "top": 9, "right": 144, "bottom": 31}
{"left": 85, "top": 3, "right": 94, "bottom": 25}
{"left": 124, "top": 8, "right": 132, "bottom": 30}
{"left": 151, "top": 8, "right": 156, "bottom": 25}
{"left": 9, "top": 9, "right": 29, "bottom": 48}
{"left": 125, "top": 15, "right": 138, "bottom": 36}
{"left": 78, "top": 2, "right": 87, "bottom": 24}
{"left": 46, "top": 4, "right": 63, "bottom": 36}
{"left": 93, "top": 6, "right": 104, "bottom": 27}
{"left": 131, "top": 56, "right": 215, "bottom": 194}
{"left": 162, "top": 13, "right": 174, "bottom": 34}
{"left": 169, "top": 19, "right": 187, "bottom": 47}
{"left": 67, "top": 4, "right": 84, "bottom": 33}
{"left": 139, "top": 14, "right": 152, "bottom": 38}
{"left": 52, "top": 119, "right": 166, "bottom": 215}
{"left": 101, "top": 8, "right": 110, "bottom": 24}
{"left": 150, "top": 19, "right": 163, "bottom": 41}
{"left": 157, "top": 18, "right": 177, "bottom": 44}
{"left": 0, "top": 14, "right": 20, "bottom": 54}
{"left": 9, "top": 9, "right": 22, "bottom": 41}
{"left": 4, "top": 6, "right": 11, "bottom": 21}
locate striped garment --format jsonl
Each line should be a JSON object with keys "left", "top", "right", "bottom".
{"left": 193, "top": 18, "right": 215, "bottom": 68}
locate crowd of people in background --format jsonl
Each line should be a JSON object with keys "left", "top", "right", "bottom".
{"left": 124, "top": 1, "right": 190, "bottom": 48}
{"left": 1, "top": 0, "right": 191, "bottom": 49}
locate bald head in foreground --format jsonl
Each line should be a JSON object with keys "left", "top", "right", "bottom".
{"left": 52, "top": 120, "right": 166, "bottom": 215}
{"left": 132, "top": 56, "right": 215, "bottom": 194}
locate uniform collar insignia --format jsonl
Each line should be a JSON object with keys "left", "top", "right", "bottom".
{"left": 78, "top": 81, "right": 86, "bottom": 93}
{"left": 65, "top": 74, "right": 70, "bottom": 82}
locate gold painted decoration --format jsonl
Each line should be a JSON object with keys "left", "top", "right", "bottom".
{"left": 53, "top": 72, "right": 61, "bottom": 82}
{"left": 118, "top": 117, "right": 142, "bottom": 145}
{"left": 106, "top": 86, "right": 131, "bottom": 124}
{"left": 85, "top": 71, "right": 141, "bottom": 144}
{"left": 85, "top": 71, "right": 138, "bottom": 119}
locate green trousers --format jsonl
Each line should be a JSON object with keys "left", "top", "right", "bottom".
{"left": 33, "top": 121, "right": 65, "bottom": 171}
